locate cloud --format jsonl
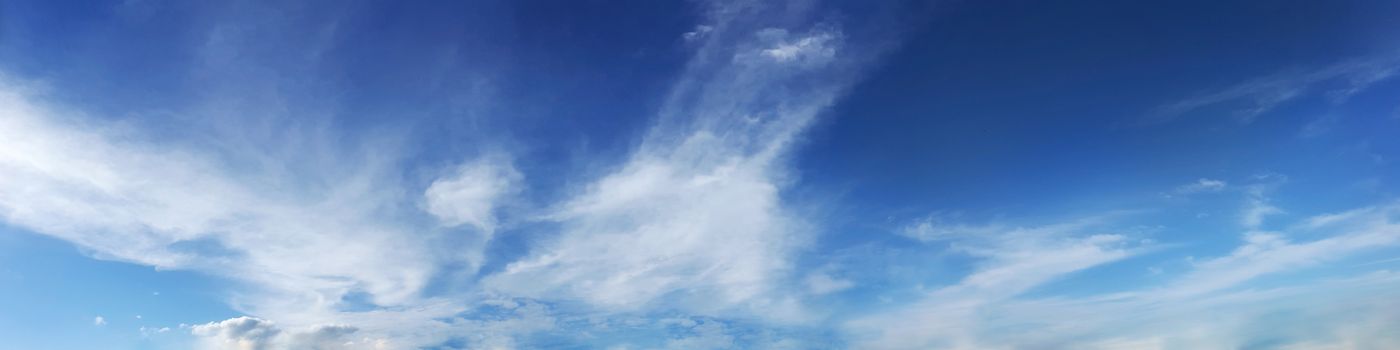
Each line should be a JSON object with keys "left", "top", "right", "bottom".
{"left": 140, "top": 326, "right": 172, "bottom": 337}
{"left": 190, "top": 317, "right": 282, "bottom": 350}
{"left": 898, "top": 213, "right": 1004, "bottom": 242}
{"left": 484, "top": 4, "right": 874, "bottom": 322}
{"left": 1171, "top": 178, "right": 1228, "bottom": 196}
{"left": 664, "top": 319, "right": 735, "bottom": 350}
{"left": 423, "top": 154, "right": 521, "bottom": 233}
{"left": 0, "top": 73, "right": 495, "bottom": 346}
{"left": 682, "top": 25, "right": 714, "bottom": 42}
{"left": 1145, "top": 52, "right": 1400, "bottom": 125}
{"left": 189, "top": 316, "right": 395, "bottom": 350}
{"left": 1298, "top": 114, "right": 1341, "bottom": 138}
{"left": 1, "top": 0, "right": 894, "bottom": 347}
{"left": 848, "top": 200, "right": 1400, "bottom": 349}
{"left": 1241, "top": 174, "right": 1286, "bottom": 230}
{"left": 848, "top": 217, "right": 1142, "bottom": 349}
{"left": 756, "top": 28, "right": 839, "bottom": 65}
{"left": 94, "top": 316, "right": 106, "bottom": 326}
{"left": 1158, "top": 217, "right": 1400, "bottom": 300}
{"left": 804, "top": 272, "right": 855, "bottom": 295}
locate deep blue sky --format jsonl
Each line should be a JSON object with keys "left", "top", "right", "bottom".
{"left": 2, "top": 1, "right": 1399, "bottom": 349}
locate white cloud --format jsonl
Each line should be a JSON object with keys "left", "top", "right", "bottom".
{"left": 1171, "top": 178, "right": 1228, "bottom": 196}
{"left": 1241, "top": 175, "right": 1286, "bottom": 230}
{"left": 756, "top": 28, "right": 839, "bottom": 64}
{"left": 804, "top": 272, "right": 855, "bottom": 295}
{"left": 191, "top": 317, "right": 282, "bottom": 350}
{"left": 664, "top": 319, "right": 735, "bottom": 350}
{"left": 423, "top": 154, "right": 521, "bottom": 233}
{"left": 898, "top": 213, "right": 1003, "bottom": 242}
{"left": 848, "top": 218, "right": 1140, "bottom": 349}
{"left": 0, "top": 77, "right": 488, "bottom": 347}
{"left": 140, "top": 326, "right": 172, "bottom": 337}
{"left": 1146, "top": 52, "right": 1400, "bottom": 125}
{"left": 190, "top": 316, "right": 396, "bottom": 350}
{"left": 848, "top": 201, "right": 1400, "bottom": 349}
{"left": 0, "top": 1, "right": 889, "bottom": 347}
{"left": 485, "top": 7, "right": 866, "bottom": 322}
{"left": 1159, "top": 202, "right": 1400, "bottom": 299}
{"left": 682, "top": 25, "right": 714, "bottom": 42}
{"left": 94, "top": 316, "right": 106, "bottom": 326}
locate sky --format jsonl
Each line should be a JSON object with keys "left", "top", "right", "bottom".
{"left": 1, "top": 0, "right": 1399, "bottom": 349}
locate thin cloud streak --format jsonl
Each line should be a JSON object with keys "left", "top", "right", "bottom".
{"left": 1144, "top": 51, "right": 1400, "bottom": 125}
{"left": 847, "top": 200, "right": 1400, "bottom": 349}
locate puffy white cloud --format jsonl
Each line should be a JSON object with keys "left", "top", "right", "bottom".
{"left": 94, "top": 316, "right": 106, "bottom": 326}
{"left": 190, "top": 316, "right": 387, "bottom": 350}
{"left": 191, "top": 317, "right": 282, "bottom": 350}
{"left": 424, "top": 155, "right": 521, "bottom": 233}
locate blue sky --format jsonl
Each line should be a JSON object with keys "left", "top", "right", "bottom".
{"left": 1, "top": 1, "right": 1399, "bottom": 349}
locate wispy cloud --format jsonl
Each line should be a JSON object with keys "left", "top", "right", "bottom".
{"left": 804, "top": 271, "right": 856, "bottom": 295}
{"left": 897, "top": 213, "right": 1005, "bottom": 242}
{"left": 1241, "top": 174, "right": 1286, "bottom": 230}
{"left": 483, "top": 3, "right": 880, "bottom": 322}
{"left": 848, "top": 198, "right": 1400, "bottom": 349}
{"left": 1169, "top": 178, "right": 1228, "bottom": 197}
{"left": 0, "top": 0, "right": 902, "bottom": 347}
{"left": 849, "top": 216, "right": 1143, "bottom": 349}
{"left": 1144, "top": 52, "right": 1400, "bottom": 125}
{"left": 0, "top": 69, "right": 503, "bottom": 348}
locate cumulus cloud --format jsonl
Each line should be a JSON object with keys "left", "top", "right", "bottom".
{"left": 189, "top": 316, "right": 384, "bottom": 350}
{"left": 424, "top": 155, "right": 521, "bottom": 233}
{"left": 191, "top": 317, "right": 282, "bottom": 350}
